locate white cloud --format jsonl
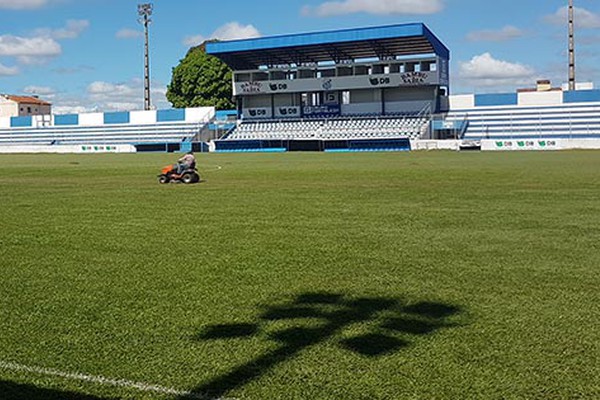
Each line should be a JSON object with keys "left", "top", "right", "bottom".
{"left": 116, "top": 28, "right": 143, "bottom": 40}
{"left": 0, "top": 62, "right": 19, "bottom": 76}
{"left": 23, "top": 85, "right": 55, "bottom": 96}
{"left": 52, "top": 104, "right": 89, "bottom": 114}
{"left": 50, "top": 19, "right": 90, "bottom": 40}
{"left": 302, "top": 0, "right": 444, "bottom": 17}
{"left": 76, "top": 79, "right": 169, "bottom": 112}
{"left": 32, "top": 20, "right": 90, "bottom": 40}
{"left": 212, "top": 22, "right": 261, "bottom": 41}
{"left": 183, "top": 35, "right": 204, "bottom": 47}
{"left": 88, "top": 81, "right": 137, "bottom": 98}
{"left": 0, "top": 35, "right": 61, "bottom": 57}
{"left": 50, "top": 81, "right": 142, "bottom": 114}
{"left": 103, "top": 102, "right": 140, "bottom": 111}
{"left": 544, "top": 6, "right": 600, "bottom": 29}
{"left": 183, "top": 22, "right": 261, "bottom": 47}
{"left": 0, "top": 0, "right": 48, "bottom": 10}
{"left": 458, "top": 53, "right": 536, "bottom": 87}
{"left": 0, "top": 20, "right": 88, "bottom": 71}
{"left": 466, "top": 26, "right": 524, "bottom": 42}
{"left": 42, "top": 78, "right": 170, "bottom": 114}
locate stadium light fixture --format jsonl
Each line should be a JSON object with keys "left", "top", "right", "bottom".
{"left": 138, "top": 3, "right": 153, "bottom": 110}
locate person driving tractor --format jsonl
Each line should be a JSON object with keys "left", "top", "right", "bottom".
{"left": 176, "top": 151, "right": 196, "bottom": 174}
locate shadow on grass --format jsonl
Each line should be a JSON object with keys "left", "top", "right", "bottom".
{"left": 0, "top": 380, "right": 117, "bottom": 400}
{"left": 181, "top": 292, "right": 463, "bottom": 399}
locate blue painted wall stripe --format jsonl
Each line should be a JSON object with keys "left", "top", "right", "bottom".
{"left": 104, "top": 111, "right": 130, "bottom": 124}
{"left": 157, "top": 109, "right": 185, "bottom": 122}
{"left": 215, "top": 109, "right": 237, "bottom": 119}
{"left": 563, "top": 90, "right": 600, "bottom": 103}
{"left": 475, "top": 93, "right": 518, "bottom": 107}
{"left": 54, "top": 114, "right": 79, "bottom": 126}
{"left": 10, "top": 116, "right": 32, "bottom": 127}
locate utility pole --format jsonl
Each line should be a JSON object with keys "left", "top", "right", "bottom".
{"left": 568, "top": 0, "right": 575, "bottom": 91}
{"left": 138, "top": 3, "right": 153, "bottom": 110}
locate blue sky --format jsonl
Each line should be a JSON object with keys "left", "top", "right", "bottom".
{"left": 0, "top": 0, "right": 599, "bottom": 113}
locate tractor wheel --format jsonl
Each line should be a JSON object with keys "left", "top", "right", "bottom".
{"left": 181, "top": 173, "right": 194, "bottom": 184}
{"left": 192, "top": 173, "right": 200, "bottom": 183}
{"left": 158, "top": 175, "right": 170, "bottom": 184}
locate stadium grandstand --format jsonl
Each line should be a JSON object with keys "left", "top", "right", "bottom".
{"left": 207, "top": 23, "right": 450, "bottom": 152}
{"left": 0, "top": 107, "right": 214, "bottom": 153}
{"left": 439, "top": 81, "right": 600, "bottom": 150}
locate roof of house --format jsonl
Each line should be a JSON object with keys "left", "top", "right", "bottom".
{"left": 2, "top": 94, "right": 52, "bottom": 106}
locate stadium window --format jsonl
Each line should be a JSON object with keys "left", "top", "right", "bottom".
{"left": 354, "top": 65, "right": 369, "bottom": 75}
{"left": 312, "top": 93, "right": 321, "bottom": 106}
{"left": 27, "top": 107, "right": 32, "bottom": 113}
{"left": 342, "top": 91, "right": 350, "bottom": 104}
{"left": 235, "top": 73, "right": 251, "bottom": 82}
{"left": 270, "top": 70, "right": 286, "bottom": 80}
{"left": 372, "top": 64, "right": 385, "bottom": 75}
{"left": 336, "top": 66, "right": 352, "bottom": 77}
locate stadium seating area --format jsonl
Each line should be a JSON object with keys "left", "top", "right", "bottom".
{"left": 225, "top": 115, "right": 430, "bottom": 141}
{"left": 0, "top": 121, "right": 204, "bottom": 146}
{"left": 445, "top": 99, "right": 600, "bottom": 140}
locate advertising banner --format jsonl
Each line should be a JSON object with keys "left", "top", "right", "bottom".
{"left": 302, "top": 104, "right": 341, "bottom": 118}
{"left": 274, "top": 106, "right": 301, "bottom": 118}
{"left": 242, "top": 107, "right": 272, "bottom": 119}
{"left": 481, "top": 139, "right": 560, "bottom": 151}
{"left": 0, "top": 144, "right": 136, "bottom": 154}
{"left": 234, "top": 72, "right": 441, "bottom": 96}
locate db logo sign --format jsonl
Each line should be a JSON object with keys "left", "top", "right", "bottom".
{"left": 369, "top": 77, "right": 391, "bottom": 86}
{"left": 248, "top": 109, "right": 267, "bottom": 117}
{"left": 278, "top": 107, "right": 299, "bottom": 116}
{"left": 269, "top": 83, "right": 288, "bottom": 91}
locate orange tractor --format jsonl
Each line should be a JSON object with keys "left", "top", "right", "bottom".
{"left": 158, "top": 163, "right": 200, "bottom": 184}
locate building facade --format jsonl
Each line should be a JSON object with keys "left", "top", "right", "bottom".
{"left": 0, "top": 95, "right": 52, "bottom": 118}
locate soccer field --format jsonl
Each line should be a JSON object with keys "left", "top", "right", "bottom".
{"left": 0, "top": 151, "right": 598, "bottom": 400}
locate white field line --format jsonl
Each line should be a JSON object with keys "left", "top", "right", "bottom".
{"left": 200, "top": 165, "right": 223, "bottom": 173}
{"left": 0, "top": 361, "right": 233, "bottom": 400}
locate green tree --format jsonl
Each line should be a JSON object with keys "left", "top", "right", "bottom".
{"left": 167, "top": 41, "right": 234, "bottom": 110}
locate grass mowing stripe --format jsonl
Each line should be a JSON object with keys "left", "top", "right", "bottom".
{"left": 0, "top": 361, "right": 229, "bottom": 400}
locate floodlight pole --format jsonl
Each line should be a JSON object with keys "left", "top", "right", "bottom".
{"left": 138, "top": 3, "right": 153, "bottom": 110}
{"left": 568, "top": 0, "right": 575, "bottom": 91}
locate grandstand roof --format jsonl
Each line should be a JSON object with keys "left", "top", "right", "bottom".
{"left": 206, "top": 23, "right": 449, "bottom": 70}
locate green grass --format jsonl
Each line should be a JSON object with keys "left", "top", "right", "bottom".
{"left": 0, "top": 151, "right": 598, "bottom": 400}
